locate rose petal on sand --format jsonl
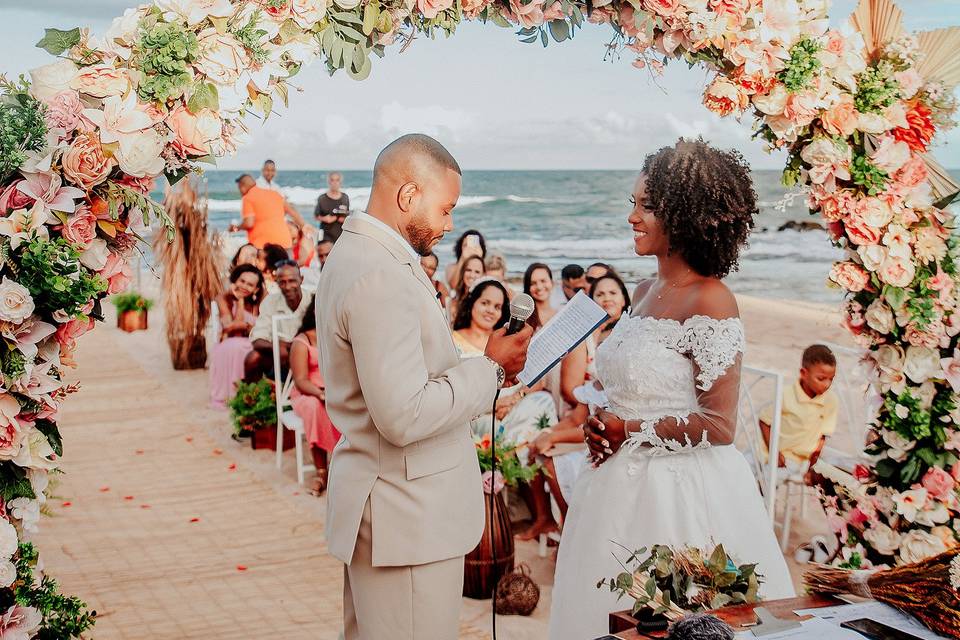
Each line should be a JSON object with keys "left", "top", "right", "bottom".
{"left": 61, "top": 501, "right": 72, "bottom": 507}
{"left": 135, "top": 449, "right": 144, "bottom": 455}
{"left": 227, "top": 463, "right": 236, "bottom": 471}
{"left": 99, "top": 486, "right": 110, "bottom": 492}
{"left": 212, "top": 448, "right": 223, "bottom": 455}
{"left": 189, "top": 517, "right": 200, "bottom": 523}
{"left": 140, "top": 504, "right": 150, "bottom": 509}
{"left": 123, "top": 495, "right": 134, "bottom": 500}
{"left": 236, "top": 565, "right": 247, "bottom": 571}
{"left": 185, "top": 436, "right": 193, "bottom": 443}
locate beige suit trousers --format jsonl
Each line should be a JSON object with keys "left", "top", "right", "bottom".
{"left": 343, "top": 501, "right": 464, "bottom": 640}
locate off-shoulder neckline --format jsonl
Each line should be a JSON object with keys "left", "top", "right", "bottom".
{"left": 622, "top": 314, "right": 743, "bottom": 327}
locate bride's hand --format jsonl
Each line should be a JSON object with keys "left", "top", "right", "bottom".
{"left": 585, "top": 411, "right": 626, "bottom": 466}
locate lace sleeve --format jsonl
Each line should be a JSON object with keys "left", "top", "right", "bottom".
{"left": 679, "top": 316, "right": 745, "bottom": 391}
{"left": 625, "top": 316, "right": 745, "bottom": 453}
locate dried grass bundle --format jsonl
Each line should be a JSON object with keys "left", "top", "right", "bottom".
{"left": 154, "top": 179, "right": 224, "bottom": 369}
{"left": 804, "top": 550, "right": 960, "bottom": 639}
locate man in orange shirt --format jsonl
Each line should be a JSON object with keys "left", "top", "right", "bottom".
{"left": 231, "top": 174, "right": 305, "bottom": 249}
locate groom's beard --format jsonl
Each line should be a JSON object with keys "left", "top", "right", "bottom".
{"left": 405, "top": 217, "right": 438, "bottom": 256}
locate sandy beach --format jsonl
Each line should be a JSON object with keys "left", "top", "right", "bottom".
{"left": 33, "top": 284, "right": 852, "bottom": 639}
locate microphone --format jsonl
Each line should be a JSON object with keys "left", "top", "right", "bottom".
{"left": 506, "top": 293, "right": 535, "bottom": 335}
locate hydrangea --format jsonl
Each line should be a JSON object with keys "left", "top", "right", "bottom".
{"left": 134, "top": 20, "right": 199, "bottom": 104}
{"left": 855, "top": 60, "right": 901, "bottom": 114}
{"left": 778, "top": 37, "right": 822, "bottom": 92}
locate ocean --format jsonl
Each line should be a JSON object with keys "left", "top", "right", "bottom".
{"left": 182, "top": 169, "right": 845, "bottom": 304}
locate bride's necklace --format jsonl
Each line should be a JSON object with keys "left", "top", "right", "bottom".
{"left": 655, "top": 268, "right": 694, "bottom": 300}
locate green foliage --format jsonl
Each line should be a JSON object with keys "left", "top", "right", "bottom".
{"left": 883, "top": 389, "right": 931, "bottom": 442}
{"left": 135, "top": 20, "right": 199, "bottom": 104}
{"left": 475, "top": 428, "right": 541, "bottom": 488}
{"left": 104, "top": 181, "right": 172, "bottom": 238}
{"left": 110, "top": 292, "right": 154, "bottom": 313}
{"left": 34, "top": 419, "right": 63, "bottom": 458}
{"left": 14, "top": 543, "right": 96, "bottom": 638}
{"left": 0, "top": 463, "right": 36, "bottom": 503}
{"left": 0, "top": 78, "right": 48, "bottom": 184}
{"left": 854, "top": 61, "right": 901, "bottom": 114}
{"left": 778, "top": 38, "right": 822, "bottom": 92}
{"left": 227, "top": 378, "right": 277, "bottom": 436}
{"left": 34, "top": 27, "right": 81, "bottom": 56}
{"left": 232, "top": 10, "right": 270, "bottom": 65}
{"left": 850, "top": 154, "right": 889, "bottom": 195}
{"left": 18, "top": 237, "right": 108, "bottom": 319}
{"left": 0, "top": 345, "right": 26, "bottom": 383}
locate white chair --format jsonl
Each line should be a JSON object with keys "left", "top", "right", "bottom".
{"left": 736, "top": 365, "right": 784, "bottom": 524}
{"left": 206, "top": 300, "right": 221, "bottom": 354}
{"left": 272, "top": 315, "right": 315, "bottom": 485}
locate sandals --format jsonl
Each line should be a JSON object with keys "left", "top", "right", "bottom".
{"left": 310, "top": 470, "right": 328, "bottom": 497}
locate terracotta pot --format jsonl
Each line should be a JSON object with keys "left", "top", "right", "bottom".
{"left": 463, "top": 490, "right": 515, "bottom": 599}
{"left": 117, "top": 310, "right": 148, "bottom": 332}
{"left": 251, "top": 424, "right": 296, "bottom": 451}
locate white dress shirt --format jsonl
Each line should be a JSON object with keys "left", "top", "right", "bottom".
{"left": 256, "top": 176, "right": 286, "bottom": 196}
{"left": 352, "top": 211, "right": 419, "bottom": 260}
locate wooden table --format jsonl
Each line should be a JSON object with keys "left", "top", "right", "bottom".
{"left": 608, "top": 594, "right": 844, "bottom": 639}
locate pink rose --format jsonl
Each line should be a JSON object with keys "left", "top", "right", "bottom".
{"left": 461, "top": 0, "right": 492, "bottom": 17}
{"left": 510, "top": 0, "right": 545, "bottom": 27}
{"left": 62, "top": 207, "right": 98, "bottom": 249}
{"left": 100, "top": 251, "right": 132, "bottom": 295}
{"left": 0, "top": 181, "right": 33, "bottom": 214}
{"left": 830, "top": 261, "right": 870, "bottom": 292}
{"left": 710, "top": 0, "right": 749, "bottom": 28}
{"left": 821, "top": 94, "right": 858, "bottom": 137}
{"left": 61, "top": 133, "right": 115, "bottom": 190}
{"left": 952, "top": 465, "right": 960, "bottom": 482}
{"left": 845, "top": 216, "right": 883, "bottom": 246}
{"left": 815, "top": 189, "right": 856, "bottom": 222}
{"left": 922, "top": 466, "right": 955, "bottom": 500}
{"left": 543, "top": 1, "right": 565, "bottom": 21}
{"left": 904, "top": 324, "right": 939, "bottom": 348}
{"left": 784, "top": 91, "right": 819, "bottom": 127}
{"left": 879, "top": 255, "right": 916, "bottom": 288}
{"left": 647, "top": 0, "right": 680, "bottom": 17}
{"left": 56, "top": 317, "right": 94, "bottom": 367}
{"left": 45, "top": 90, "right": 91, "bottom": 132}
{"left": 168, "top": 105, "right": 221, "bottom": 158}
{"left": 824, "top": 29, "right": 846, "bottom": 56}
{"left": 703, "top": 76, "right": 749, "bottom": 117}
{"left": 417, "top": 0, "right": 454, "bottom": 18}
{"left": 118, "top": 174, "right": 156, "bottom": 195}
{"left": 895, "top": 155, "right": 928, "bottom": 189}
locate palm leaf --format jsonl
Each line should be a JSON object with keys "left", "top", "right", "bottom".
{"left": 915, "top": 27, "right": 960, "bottom": 88}
{"left": 849, "top": 0, "right": 904, "bottom": 61}
{"left": 923, "top": 154, "right": 960, "bottom": 203}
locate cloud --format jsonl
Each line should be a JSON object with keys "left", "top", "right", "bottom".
{"left": 379, "top": 102, "right": 474, "bottom": 140}
{"left": 324, "top": 115, "right": 353, "bottom": 145}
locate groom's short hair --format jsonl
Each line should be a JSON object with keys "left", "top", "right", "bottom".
{"left": 373, "top": 134, "right": 462, "bottom": 183}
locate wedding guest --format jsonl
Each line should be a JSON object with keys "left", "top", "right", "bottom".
{"left": 444, "top": 229, "right": 486, "bottom": 290}
{"left": 230, "top": 243, "right": 260, "bottom": 271}
{"left": 760, "top": 344, "right": 838, "bottom": 483}
{"left": 550, "top": 264, "right": 586, "bottom": 309}
{"left": 585, "top": 262, "right": 611, "bottom": 286}
{"left": 485, "top": 251, "right": 515, "bottom": 299}
{"left": 209, "top": 264, "right": 266, "bottom": 408}
{"left": 289, "top": 303, "right": 341, "bottom": 496}
{"left": 243, "top": 261, "right": 312, "bottom": 382}
{"left": 231, "top": 174, "right": 305, "bottom": 249}
{"left": 448, "top": 254, "right": 485, "bottom": 324}
{"left": 287, "top": 220, "right": 316, "bottom": 267}
{"left": 314, "top": 171, "right": 350, "bottom": 242}
{"left": 257, "top": 159, "right": 285, "bottom": 194}
{"left": 261, "top": 243, "right": 291, "bottom": 293}
{"left": 523, "top": 263, "right": 557, "bottom": 330}
{"left": 315, "top": 238, "right": 333, "bottom": 270}
{"left": 420, "top": 251, "right": 450, "bottom": 308}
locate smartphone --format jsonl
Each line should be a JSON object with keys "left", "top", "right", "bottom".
{"left": 840, "top": 618, "right": 924, "bottom": 640}
{"left": 465, "top": 234, "right": 480, "bottom": 249}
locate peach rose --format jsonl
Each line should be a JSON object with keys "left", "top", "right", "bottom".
{"left": 864, "top": 299, "right": 894, "bottom": 334}
{"left": 845, "top": 216, "right": 883, "bottom": 246}
{"left": 858, "top": 244, "right": 888, "bottom": 272}
{"left": 856, "top": 197, "right": 893, "bottom": 228}
{"left": 753, "top": 83, "right": 788, "bottom": 116}
{"left": 879, "top": 255, "right": 916, "bottom": 288}
{"left": 647, "top": 0, "right": 680, "bottom": 17}
{"left": 895, "top": 155, "right": 928, "bottom": 189}
{"left": 70, "top": 64, "right": 130, "bottom": 98}
{"left": 830, "top": 261, "right": 869, "bottom": 292}
{"left": 169, "top": 105, "right": 221, "bottom": 157}
{"left": 821, "top": 94, "right": 858, "bottom": 137}
{"left": 895, "top": 69, "right": 923, "bottom": 100}
{"left": 55, "top": 317, "right": 94, "bottom": 367}
{"left": 871, "top": 135, "right": 911, "bottom": 174}
{"left": 28, "top": 59, "right": 78, "bottom": 102}
{"left": 418, "top": 0, "right": 454, "bottom": 18}
{"left": 510, "top": 0, "right": 545, "bottom": 27}
{"left": 783, "top": 90, "right": 819, "bottom": 126}
{"left": 904, "top": 323, "right": 939, "bottom": 348}
{"left": 62, "top": 207, "right": 98, "bottom": 249}
{"left": 196, "top": 29, "right": 249, "bottom": 86}
{"left": 61, "top": 133, "right": 115, "bottom": 190}
{"left": 544, "top": 1, "right": 565, "bottom": 21}
{"left": 703, "top": 76, "right": 749, "bottom": 116}
{"left": 100, "top": 251, "right": 133, "bottom": 295}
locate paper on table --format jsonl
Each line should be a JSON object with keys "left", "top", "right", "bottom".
{"left": 794, "top": 601, "right": 943, "bottom": 640}
{"left": 517, "top": 291, "right": 608, "bottom": 387}
{"left": 736, "top": 617, "right": 864, "bottom": 640}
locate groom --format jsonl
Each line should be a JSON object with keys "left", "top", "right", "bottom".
{"left": 316, "top": 134, "right": 532, "bottom": 639}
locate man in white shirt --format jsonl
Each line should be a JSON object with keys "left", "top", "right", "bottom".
{"left": 244, "top": 261, "right": 312, "bottom": 382}
{"left": 550, "top": 263, "right": 586, "bottom": 309}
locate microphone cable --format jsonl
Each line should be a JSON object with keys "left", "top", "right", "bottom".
{"left": 489, "top": 388, "right": 500, "bottom": 640}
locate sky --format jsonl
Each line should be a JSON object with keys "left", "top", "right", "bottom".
{"left": 1, "top": 0, "right": 959, "bottom": 171}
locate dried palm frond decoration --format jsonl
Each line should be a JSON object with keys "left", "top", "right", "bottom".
{"left": 154, "top": 179, "right": 224, "bottom": 369}
{"left": 850, "top": 0, "right": 904, "bottom": 61}
{"left": 804, "top": 550, "right": 960, "bottom": 639}
{"left": 924, "top": 155, "right": 960, "bottom": 204}
{"left": 915, "top": 27, "right": 960, "bottom": 89}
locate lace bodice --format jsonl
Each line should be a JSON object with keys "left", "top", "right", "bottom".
{"left": 594, "top": 314, "right": 745, "bottom": 453}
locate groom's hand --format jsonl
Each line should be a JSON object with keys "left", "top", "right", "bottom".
{"left": 585, "top": 411, "right": 626, "bottom": 466}
{"left": 484, "top": 325, "right": 533, "bottom": 381}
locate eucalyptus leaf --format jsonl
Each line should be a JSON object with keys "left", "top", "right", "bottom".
{"left": 347, "top": 55, "right": 373, "bottom": 80}
{"left": 321, "top": 26, "right": 337, "bottom": 55}
{"left": 187, "top": 82, "right": 219, "bottom": 113}
{"left": 352, "top": 45, "right": 367, "bottom": 72}
{"left": 336, "top": 23, "right": 367, "bottom": 43}
{"left": 615, "top": 572, "right": 634, "bottom": 591}
{"left": 279, "top": 18, "right": 302, "bottom": 43}
{"left": 35, "top": 27, "right": 81, "bottom": 55}
{"left": 548, "top": 20, "right": 570, "bottom": 42}
{"left": 540, "top": 28, "right": 548, "bottom": 47}
{"left": 520, "top": 35, "right": 538, "bottom": 44}
{"left": 644, "top": 575, "right": 656, "bottom": 599}
{"left": 331, "top": 38, "right": 345, "bottom": 68}
{"left": 332, "top": 11, "right": 365, "bottom": 26}
{"left": 363, "top": 2, "right": 379, "bottom": 36}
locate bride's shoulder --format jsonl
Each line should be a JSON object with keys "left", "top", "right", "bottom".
{"left": 684, "top": 279, "right": 739, "bottom": 324}
{"left": 631, "top": 279, "right": 655, "bottom": 308}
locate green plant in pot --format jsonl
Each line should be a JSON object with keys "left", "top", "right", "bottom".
{"left": 110, "top": 292, "right": 154, "bottom": 332}
{"left": 227, "top": 378, "right": 277, "bottom": 437}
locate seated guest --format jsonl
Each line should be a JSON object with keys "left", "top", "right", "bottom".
{"left": 420, "top": 251, "right": 450, "bottom": 308}
{"left": 315, "top": 238, "right": 333, "bottom": 270}
{"left": 289, "top": 303, "right": 341, "bottom": 496}
{"left": 550, "top": 263, "right": 586, "bottom": 309}
{"left": 760, "top": 344, "right": 839, "bottom": 483}
{"left": 230, "top": 174, "right": 305, "bottom": 249}
{"left": 230, "top": 243, "right": 260, "bottom": 271}
{"left": 448, "top": 254, "right": 485, "bottom": 323}
{"left": 485, "top": 252, "right": 516, "bottom": 299}
{"left": 209, "top": 265, "right": 266, "bottom": 408}
{"left": 585, "top": 262, "right": 612, "bottom": 287}
{"left": 445, "top": 229, "right": 486, "bottom": 291}
{"left": 288, "top": 220, "right": 316, "bottom": 267}
{"left": 524, "top": 262, "right": 557, "bottom": 330}
{"left": 314, "top": 171, "right": 350, "bottom": 242}
{"left": 243, "top": 261, "right": 312, "bottom": 382}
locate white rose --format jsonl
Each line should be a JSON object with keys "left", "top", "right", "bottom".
{"left": 858, "top": 244, "right": 887, "bottom": 272}
{"left": 0, "top": 278, "right": 35, "bottom": 324}
{"left": 871, "top": 136, "right": 912, "bottom": 174}
{"left": 196, "top": 28, "right": 250, "bottom": 86}
{"left": 916, "top": 500, "right": 951, "bottom": 526}
{"left": 80, "top": 238, "right": 110, "bottom": 271}
{"left": 28, "top": 59, "right": 79, "bottom": 102}
{"left": 0, "top": 560, "right": 15, "bottom": 588}
{"left": 157, "top": 0, "right": 234, "bottom": 24}
{"left": 801, "top": 137, "right": 848, "bottom": 168}
{"left": 864, "top": 299, "right": 895, "bottom": 334}
{"left": 116, "top": 129, "right": 166, "bottom": 178}
{"left": 335, "top": 0, "right": 362, "bottom": 8}
{"left": 858, "top": 198, "right": 893, "bottom": 228}
{"left": 899, "top": 529, "right": 946, "bottom": 564}
{"left": 28, "top": 469, "right": 48, "bottom": 505}
{"left": 882, "top": 429, "right": 914, "bottom": 461}
{"left": 862, "top": 523, "right": 902, "bottom": 556}
{"left": 13, "top": 425, "right": 57, "bottom": 471}
{"left": 292, "top": 0, "right": 328, "bottom": 27}
{"left": 8, "top": 498, "right": 39, "bottom": 534}
{"left": 903, "top": 346, "right": 940, "bottom": 383}
{"left": 856, "top": 112, "right": 892, "bottom": 134}
{"left": 0, "top": 518, "right": 17, "bottom": 560}
{"left": 754, "top": 84, "right": 788, "bottom": 116}
{"left": 103, "top": 7, "right": 143, "bottom": 58}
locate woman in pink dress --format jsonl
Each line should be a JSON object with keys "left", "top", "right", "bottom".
{"left": 209, "top": 265, "right": 266, "bottom": 408}
{"left": 289, "top": 305, "right": 340, "bottom": 496}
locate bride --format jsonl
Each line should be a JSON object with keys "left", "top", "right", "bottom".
{"left": 548, "top": 140, "right": 794, "bottom": 639}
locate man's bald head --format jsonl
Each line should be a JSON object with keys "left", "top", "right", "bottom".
{"left": 367, "top": 134, "right": 461, "bottom": 257}
{"left": 372, "top": 134, "right": 461, "bottom": 187}
{"left": 236, "top": 173, "right": 256, "bottom": 195}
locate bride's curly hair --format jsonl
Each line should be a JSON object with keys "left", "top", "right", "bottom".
{"left": 642, "top": 138, "right": 758, "bottom": 278}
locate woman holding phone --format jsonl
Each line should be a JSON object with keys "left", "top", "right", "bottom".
{"left": 445, "top": 229, "right": 487, "bottom": 291}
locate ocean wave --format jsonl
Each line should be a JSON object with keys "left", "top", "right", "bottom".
{"left": 206, "top": 187, "right": 497, "bottom": 212}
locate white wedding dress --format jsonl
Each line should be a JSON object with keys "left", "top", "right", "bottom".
{"left": 548, "top": 314, "right": 795, "bottom": 640}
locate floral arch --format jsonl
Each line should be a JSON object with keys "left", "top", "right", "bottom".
{"left": 0, "top": 0, "right": 957, "bottom": 633}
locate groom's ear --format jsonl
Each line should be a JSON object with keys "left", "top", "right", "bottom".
{"left": 397, "top": 181, "right": 419, "bottom": 213}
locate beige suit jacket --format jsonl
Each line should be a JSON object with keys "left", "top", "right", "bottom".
{"left": 316, "top": 215, "right": 498, "bottom": 567}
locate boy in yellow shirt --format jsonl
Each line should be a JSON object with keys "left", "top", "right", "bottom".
{"left": 760, "top": 344, "right": 838, "bottom": 483}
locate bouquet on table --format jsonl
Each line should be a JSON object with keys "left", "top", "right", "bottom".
{"left": 474, "top": 425, "right": 540, "bottom": 494}
{"left": 599, "top": 544, "right": 762, "bottom": 622}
